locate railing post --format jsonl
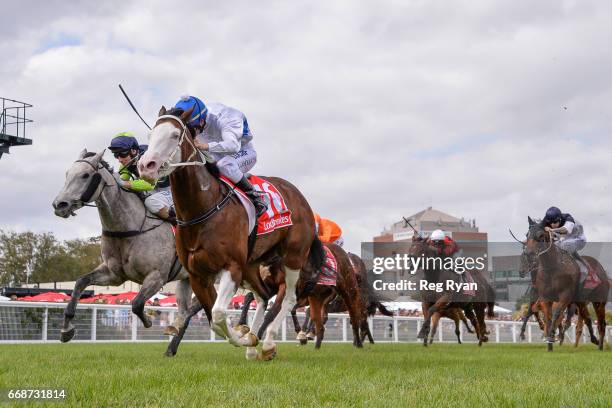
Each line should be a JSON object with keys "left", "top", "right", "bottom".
{"left": 495, "top": 322, "right": 500, "bottom": 343}
{"left": 416, "top": 319, "right": 422, "bottom": 341}
{"left": 91, "top": 307, "right": 97, "bottom": 341}
{"left": 511, "top": 323, "right": 516, "bottom": 343}
{"left": 438, "top": 321, "right": 443, "bottom": 342}
{"left": 42, "top": 307, "right": 48, "bottom": 341}
{"left": 528, "top": 323, "right": 532, "bottom": 343}
{"left": 393, "top": 317, "right": 398, "bottom": 342}
{"left": 210, "top": 326, "right": 215, "bottom": 341}
{"left": 282, "top": 316, "right": 286, "bottom": 341}
{"left": 131, "top": 311, "right": 137, "bottom": 341}
{"left": 342, "top": 316, "right": 347, "bottom": 342}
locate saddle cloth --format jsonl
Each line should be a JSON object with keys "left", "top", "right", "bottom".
{"left": 318, "top": 246, "right": 338, "bottom": 286}
{"left": 582, "top": 262, "right": 602, "bottom": 290}
{"left": 220, "top": 175, "right": 292, "bottom": 236}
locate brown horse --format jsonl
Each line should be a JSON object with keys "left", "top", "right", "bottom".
{"left": 524, "top": 217, "right": 608, "bottom": 351}
{"left": 409, "top": 235, "right": 494, "bottom": 346}
{"left": 138, "top": 107, "right": 325, "bottom": 360}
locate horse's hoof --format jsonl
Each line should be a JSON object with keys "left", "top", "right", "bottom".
{"left": 164, "top": 349, "right": 176, "bottom": 358}
{"left": 245, "top": 347, "right": 258, "bottom": 361}
{"left": 260, "top": 344, "right": 277, "bottom": 361}
{"left": 519, "top": 334, "right": 525, "bottom": 341}
{"left": 297, "top": 331, "right": 308, "bottom": 345}
{"left": 299, "top": 338, "right": 308, "bottom": 345}
{"left": 233, "top": 324, "right": 250, "bottom": 337}
{"left": 60, "top": 327, "right": 75, "bottom": 343}
{"left": 141, "top": 316, "right": 152, "bottom": 328}
{"left": 163, "top": 326, "right": 179, "bottom": 336}
{"left": 306, "top": 332, "right": 315, "bottom": 340}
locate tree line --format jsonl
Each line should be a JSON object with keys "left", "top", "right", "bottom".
{"left": 0, "top": 230, "right": 101, "bottom": 286}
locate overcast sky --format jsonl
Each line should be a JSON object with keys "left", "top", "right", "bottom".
{"left": 1, "top": 0, "right": 611, "bottom": 255}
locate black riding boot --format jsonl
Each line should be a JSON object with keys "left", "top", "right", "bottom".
{"left": 236, "top": 176, "right": 268, "bottom": 218}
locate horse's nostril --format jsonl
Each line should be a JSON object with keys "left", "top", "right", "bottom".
{"left": 56, "top": 201, "right": 69, "bottom": 209}
{"left": 146, "top": 161, "right": 156, "bottom": 170}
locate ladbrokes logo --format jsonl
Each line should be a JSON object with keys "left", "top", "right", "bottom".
{"left": 263, "top": 215, "right": 291, "bottom": 230}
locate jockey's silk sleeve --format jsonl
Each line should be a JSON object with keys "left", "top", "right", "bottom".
{"left": 207, "top": 117, "right": 243, "bottom": 154}
{"left": 129, "top": 179, "right": 155, "bottom": 192}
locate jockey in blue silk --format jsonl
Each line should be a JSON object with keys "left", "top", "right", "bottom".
{"left": 541, "top": 206, "right": 588, "bottom": 296}
{"left": 108, "top": 132, "right": 176, "bottom": 223}
{"left": 173, "top": 95, "right": 268, "bottom": 217}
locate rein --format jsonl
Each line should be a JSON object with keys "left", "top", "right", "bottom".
{"left": 75, "top": 158, "right": 165, "bottom": 239}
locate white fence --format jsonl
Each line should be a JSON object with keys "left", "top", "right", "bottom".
{"left": 0, "top": 301, "right": 609, "bottom": 344}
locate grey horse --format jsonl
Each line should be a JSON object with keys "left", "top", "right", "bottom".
{"left": 52, "top": 149, "right": 201, "bottom": 355}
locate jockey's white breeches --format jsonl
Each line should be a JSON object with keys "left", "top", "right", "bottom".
{"left": 211, "top": 142, "right": 257, "bottom": 183}
{"left": 144, "top": 189, "right": 174, "bottom": 214}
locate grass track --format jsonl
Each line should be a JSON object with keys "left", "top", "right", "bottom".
{"left": 0, "top": 342, "right": 610, "bottom": 407}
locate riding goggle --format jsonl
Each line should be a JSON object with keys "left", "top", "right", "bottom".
{"left": 113, "top": 150, "right": 131, "bottom": 158}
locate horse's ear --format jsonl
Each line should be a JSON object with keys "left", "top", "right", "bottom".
{"left": 91, "top": 149, "right": 105, "bottom": 165}
{"left": 159, "top": 106, "right": 167, "bottom": 117}
{"left": 180, "top": 106, "right": 194, "bottom": 124}
{"left": 78, "top": 148, "right": 88, "bottom": 159}
{"left": 528, "top": 216, "right": 535, "bottom": 226}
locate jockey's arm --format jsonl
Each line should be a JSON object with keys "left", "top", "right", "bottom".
{"left": 546, "top": 221, "right": 573, "bottom": 235}
{"left": 207, "top": 118, "right": 242, "bottom": 154}
{"left": 118, "top": 165, "right": 154, "bottom": 192}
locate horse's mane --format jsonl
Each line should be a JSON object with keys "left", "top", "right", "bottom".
{"left": 83, "top": 151, "right": 113, "bottom": 172}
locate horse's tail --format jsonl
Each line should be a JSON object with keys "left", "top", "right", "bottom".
{"left": 376, "top": 302, "right": 394, "bottom": 317}
{"left": 308, "top": 236, "right": 326, "bottom": 271}
{"left": 299, "top": 237, "right": 326, "bottom": 298}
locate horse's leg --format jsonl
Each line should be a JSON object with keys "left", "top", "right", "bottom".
{"left": 417, "top": 302, "right": 432, "bottom": 340}
{"left": 452, "top": 312, "right": 462, "bottom": 344}
{"left": 574, "top": 314, "right": 584, "bottom": 347}
{"left": 593, "top": 302, "right": 606, "bottom": 351}
{"left": 261, "top": 266, "right": 299, "bottom": 361}
{"left": 579, "top": 305, "right": 599, "bottom": 346}
{"left": 428, "top": 312, "right": 442, "bottom": 345}
{"left": 309, "top": 296, "right": 325, "bottom": 349}
{"left": 519, "top": 308, "right": 533, "bottom": 341}
{"left": 164, "top": 278, "right": 193, "bottom": 336}
{"left": 210, "top": 268, "right": 252, "bottom": 346}
{"left": 335, "top": 281, "right": 363, "bottom": 348}
{"left": 548, "top": 300, "right": 570, "bottom": 352}
{"left": 238, "top": 292, "right": 255, "bottom": 327}
{"left": 165, "top": 297, "right": 203, "bottom": 357}
{"left": 460, "top": 311, "right": 474, "bottom": 334}
{"left": 246, "top": 291, "right": 266, "bottom": 360}
{"left": 474, "top": 304, "right": 487, "bottom": 346}
{"left": 424, "top": 298, "right": 449, "bottom": 347}
{"left": 131, "top": 271, "right": 166, "bottom": 328}
{"left": 61, "top": 264, "right": 122, "bottom": 343}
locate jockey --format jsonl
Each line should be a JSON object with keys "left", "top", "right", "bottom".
{"left": 108, "top": 132, "right": 176, "bottom": 222}
{"left": 314, "top": 213, "right": 344, "bottom": 247}
{"left": 173, "top": 95, "right": 267, "bottom": 218}
{"left": 542, "top": 206, "right": 588, "bottom": 287}
{"left": 428, "top": 229, "right": 459, "bottom": 258}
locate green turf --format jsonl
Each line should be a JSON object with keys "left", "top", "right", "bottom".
{"left": 0, "top": 342, "right": 610, "bottom": 407}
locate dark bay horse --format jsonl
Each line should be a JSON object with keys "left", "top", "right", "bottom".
{"left": 524, "top": 217, "right": 608, "bottom": 351}
{"left": 409, "top": 235, "right": 494, "bottom": 346}
{"left": 139, "top": 107, "right": 325, "bottom": 360}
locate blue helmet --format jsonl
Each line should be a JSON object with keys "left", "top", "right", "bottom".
{"left": 174, "top": 95, "right": 207, "bottom": 126}
{"left": 108, "top": 132, "right": 139, "bottom": 152}
{"left": 544, "top": 206, "right": 562, "bottom": 223}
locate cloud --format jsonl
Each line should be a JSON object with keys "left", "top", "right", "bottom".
{"left": 1, "top": 0, "right": 611, "bottom": 255}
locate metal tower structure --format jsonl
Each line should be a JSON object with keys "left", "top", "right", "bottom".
{"left": 0, "top": 97, "right": 33, "bottom": 160}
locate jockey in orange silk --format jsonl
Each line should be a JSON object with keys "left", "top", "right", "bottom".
{"left": 314, "top": 213, "right": 344, "bottom": 247}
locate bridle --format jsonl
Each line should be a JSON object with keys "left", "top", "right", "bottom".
{"left": 151, "top": 114, "right": 235, "bottom": 228}
{"left": 73, "top": 157, "right": 164, "bottom": 238}
{"left": 154, "top": 114, "right": 212, "bottom": 173}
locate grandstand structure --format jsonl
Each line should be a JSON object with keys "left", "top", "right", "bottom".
{"left": 0, "top": 97, "right": 33, "bottom": 160}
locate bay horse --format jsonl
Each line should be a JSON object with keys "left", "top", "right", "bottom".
{"left": 409, "top": 235, "right": 494, "bottom": 346}
{"left": 524, "top": 217, "right": 608, "bottom": 350}
{"left": 52, "top": 149, "right": 195, "bottom": 356}
{"left": 138, "top": 107, "right": 325, "bottom": 360}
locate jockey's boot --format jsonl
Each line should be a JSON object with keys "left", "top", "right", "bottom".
{"left": 236, "top": 176, "right": 268, "bottom": 218}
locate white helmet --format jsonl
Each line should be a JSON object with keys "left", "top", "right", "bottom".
{"left": 430, "top": 229, "right": 445, "bottom": 241}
